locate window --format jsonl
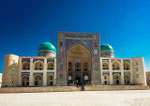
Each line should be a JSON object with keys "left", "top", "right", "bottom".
{"left": 136, "top": 62, "right": 138, "bottom": 66}
{"left": 68, "top": 62, "right": 72, "bottom": 71}
{"left": 75, "top": 63, "right": 81, "bottom": 71}
{"left": 136, "top": 68, "right": 138, "bottom": 71}
{"left": 83, "top": 63, "right": 88, "bottom": 72}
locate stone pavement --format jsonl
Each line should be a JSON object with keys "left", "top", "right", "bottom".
{"left": 0, "top": 90, "right": 150, "bottom": 106}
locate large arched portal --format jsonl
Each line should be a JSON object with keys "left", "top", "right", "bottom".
{"left": 67, "top": 44, "right": 91, "bottom": 85}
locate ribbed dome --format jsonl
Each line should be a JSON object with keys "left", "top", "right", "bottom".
{"left": 100, "top": 43, "right": 114, "bottom": 52}
{"left": 38, "top": 42, "right": 56, "bottom": 53}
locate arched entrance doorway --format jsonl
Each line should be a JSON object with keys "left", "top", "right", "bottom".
{"left": 47, "top": 75, "right": 54, "bottom": 86}
{"left": 34, "top": 75, "right": 43, "bottom": 86}
{"left": 124, "top": 75, "right": 130, "bottom": 85}
{"left": 22, "top": 76, "right": 29, "bottom": 86}
{"left": 67, "top": 44, "right": 91, "bottom": 86}
{"left": 113, "top": 73, "right": 121, "bottom": 85}
{"left": 76, "top": 76, "right": 81, "bottom": 85}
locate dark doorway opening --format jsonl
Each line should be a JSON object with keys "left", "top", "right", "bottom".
{"left": 35, "top": 81, "right": 38, "bottom": 86}
{"left": 116, "top": 80, "right": 119, "bottom": 85}
{"left": 76, "top": 76, "right": 81, "bottom": 86}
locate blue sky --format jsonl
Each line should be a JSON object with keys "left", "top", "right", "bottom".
{"left": 0, "top": 0, "right": 150, "bottom": 73}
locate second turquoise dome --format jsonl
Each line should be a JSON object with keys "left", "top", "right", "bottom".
{"left": 100, "top": 43, "right": 114, "bottom": 52}
{"left": 38, "top": 42, "right": 56, "bottom": 53}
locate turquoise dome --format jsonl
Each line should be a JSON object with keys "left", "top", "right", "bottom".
{"left": 38, "top": 42, "right": 56, "bottom": 53}
{"left": 100, "top": 43, "right": 114, "bottom": 52}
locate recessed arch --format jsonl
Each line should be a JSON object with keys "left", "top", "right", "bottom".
{"left": 124, "top": 74, "right": 130, "bottom": 84}
{"left": 47, "top": 62, "right": 54, "bottom": 70}
{"left": 34, "top": 74, "right": 43, "bottom": 86}
{"left": 67, "top": 42, "right": 92, "bottom": 55}
{"left": 34, "top": 61, "right": 44, "bottom": 70}
{"left": 103, "top": 74, "right": 109, "bottom": 85}
{"left": 67, "top": 44, "right": 91, "bottom": 85}
{"left": 47, "top": 75, "right": 54, "bottom": 86}
{"left": 124, "top": 62, "right": 130, "bottom": 70}
{"left": 112, "top": 61, "right": 120, "bottom": 70}
{"left": 22, "top": 61, "right": 30, "bottom": 70}
{"left": 22, "top": 75, "right": 29, "bottom": 86}
{"left": 113, "top": 73, "right": 121, "bottom": 85}
{"left": 102, "top": 62, "right": 109, "bottom": 70}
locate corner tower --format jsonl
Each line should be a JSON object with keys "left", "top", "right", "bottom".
{"left": 2, "top": 54, "right": 19, "bottom": 87}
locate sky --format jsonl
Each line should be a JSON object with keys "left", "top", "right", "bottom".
{"left": 0, "top": 0, "right": 150, "bottom": 73}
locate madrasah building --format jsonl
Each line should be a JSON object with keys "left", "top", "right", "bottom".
{"left": 2, "top": 32, "right": 147, "bottom": 87}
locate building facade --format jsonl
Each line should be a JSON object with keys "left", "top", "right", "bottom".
{"left": 2, "top": 32, "right": 147, "bottom": 87}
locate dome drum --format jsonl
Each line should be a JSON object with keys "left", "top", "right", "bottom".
{"left": 100, "top": 43, "right": 114, "bottom": 58}
{"left": 38, "top": 42, "right": 56, "bottom": 57}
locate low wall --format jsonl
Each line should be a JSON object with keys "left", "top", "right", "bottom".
{"left": 0, "top": 86, "right": 80, "bottom": 93}
{"left": 0, "top": 86, "right": 149, "bottom": 93}
{"left": 85, "top": 85, "right": 149, "bottom": 91}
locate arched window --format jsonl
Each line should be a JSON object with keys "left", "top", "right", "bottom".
{"left": 68, "top": 62, "right": 72, "bottom": 71}
{"left": 83, "top": 62, "right": 88, "bottom": 72}
{"left": 34, "top": 61, "right": 43, "bottom": 70}
{"left": 48, "top": 62, "right": 54, "bottom": 70}
{"left": 102, "top": 63, "right": 109, "bottom": 70}
{"left": 124, "top": 63, "right": 130, "bottom": 70}
{"left": 112, "top": 62, "right": 120, "bottom": 70}
{"left": 60, "top": 41, "right": 63, "bottom": 46}
{"left": 75, "top": 63, "right": 81, "bottom": 71}
{"left": 22, "top": 62, "right": 30, "bottom": 70}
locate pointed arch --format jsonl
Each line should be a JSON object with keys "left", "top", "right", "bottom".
{"left": 47, "top": 62, "right": 54, "bottom": 70}
{"left": 22, "top": 61, "right": 30, "bottom": 70}
{"left": 102, "top": 62, "right": 109, "bottom": 70}
{"left": 112, "top": 61, "right": 120, "bottom": 70}
{"left": 34, "top": 61, "right": 44, "bottom": 70}
{"left": 124, "top": 62, "right": 130, "bottom": 70}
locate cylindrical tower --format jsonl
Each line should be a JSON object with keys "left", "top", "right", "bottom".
{"left": 38, "top": 42, "right": 56, "bottom": 57}
{"left": 100, "top": 43, "right": 114, "bottom": 57}
{"left": 2, "top": 54, "right": 19, "bottom": 87}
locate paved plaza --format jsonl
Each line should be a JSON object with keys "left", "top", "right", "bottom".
{"left": 0, "top": 90, "right": 150, "bottom": 106}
